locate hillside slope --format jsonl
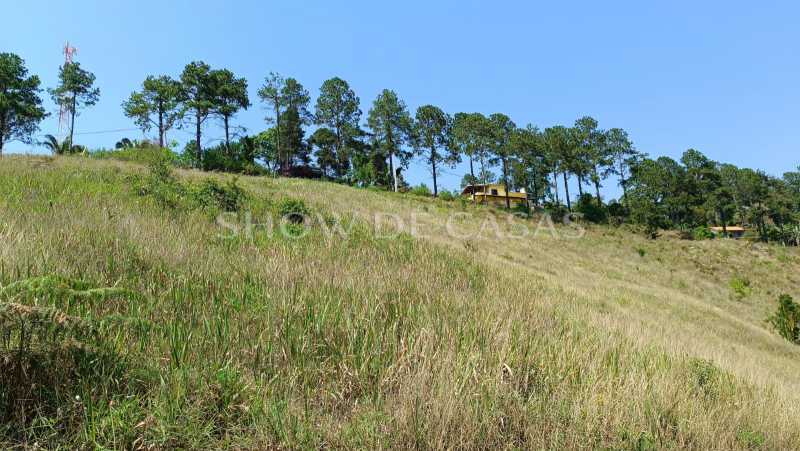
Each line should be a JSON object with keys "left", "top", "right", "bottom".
{"left": 1, "top": 155, "right": 799, "bottom": 449}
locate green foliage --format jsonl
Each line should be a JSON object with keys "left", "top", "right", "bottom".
{"left": 687, "top": 358, "right": 732, "bottom": 400}
{"left": 192, "top": 177, "right": 247, "bottom": 212}
{"left": 180, "top": 61, "right": 214, "bottom": 164}
{"left": 92, "top": 145, "right": 177, "bottom": 165}
{"left": 314, "top": 77, "right": 361, "bottom": 178}
{"left": 413, "top": 104, "right": 454, "bottom": 196}
{"left": 39, "top": 134, "right": 85, "bottom": 155}
{"left": 134, "top": 160, "right": 187, "bottom": 210}
{"left": 201, "top": 140, "right": 269, "bottom": 175}
{"left": 310, "top": 127, "right": 348, "bottom": 178}
{"left": 576, "top": 193, "right": 607, "bottom": 223}
{"left": 122, "top": 75, "right": 185, "bottom": 147}
{"left": 691, "top": 226, "right": 715, "bottom": 241}
{"left": 134, "top": 161, "right": 247, "bottom": 212}
{"left": 278, "top": 197, "right": 311, "bottom": 224}
{"left": 0, "top": 277, "right": 132, "bottom": 436}
{"left": 768, "top": 294, "right": 800, "bottom": 344}
{"left": 0, "top": 52, "right": 48, "bottom": 154}
{"left": 736, "top": 428, "right": 766, "bottom": 450}
{"left": 606, "top": 201, "right": 627, "bottom": 226}
{"left": 48, "top": 62, "right": 100, "bottom": 144}
{"left": 451, "top": 113, "right": 493, "bottom": 185}
{"left": 438, "top": 190, "right": 456, "bottom": 201}
{"left": 258, "top": 73, "right": 311, "bottom": 172}
{"left": 729, "top": 276, "right": 752, "bottom": 300}
{"left": 408, "top": 184, "right": 431, "bottom": 197}
{"left": 511, "top": 202, "right": 531, "bottom": 218}
{"left": 208, "top": 68, "right": 250, "bottom": 150}
{"left": 367, "top": 89, "right": 414, "bottom": 191}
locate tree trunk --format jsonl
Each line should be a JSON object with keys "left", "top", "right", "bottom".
{"left": 563, "top": 172, "right": 572, "bottom": 211}
{"left": 621, "top": 177, "right": 628, "bottom": 207}
{"left": 0, "top": 109, "right": 5, "bottom": 156}
{"left": 431, "top": 149, "right": 438, "bottom": 197}
{"left": 469, "top": 155, "right": 476, "bottom": 203}
{"left": 224, "top": 115, "right": 231, "bottom": 156}
{"left": 552, "top": 171, "right": 560, "bottom": 205}
{"left": 69, "top": 93, "right": 77, "bottom": 146}
{"left": 577, "top": 174, "right": 584, "bottom": 197}
{"left": 531, "top": 172, "right": 538, "bottom": 207}
{"left": 275, "top": 105, "right": 282, "bottom": 173}
{"left": 0, "top": 117, "right": 5, "bottom": 157}
{"left": 195, "top": 111, "right": 202, "bottom": 168}
{"left": 158, "top": 104, "right": 165, "bottom": 149}
{"left": 389, "top": 151, "right": 397, "bottom": 192}
{"left": 594, "top": 174, "right": 602, "bottom": 207}
{"left": 388, "top": 127, "right": 398, "bottom": 192}
{"left": 502, "top": 157, "right": 510, "bottom": 209}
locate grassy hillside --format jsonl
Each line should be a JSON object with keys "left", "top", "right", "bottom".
{"left": 1, "top": 155, "right": 799, "bottom": 449}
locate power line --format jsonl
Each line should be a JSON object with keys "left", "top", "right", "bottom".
{"left": 34, "top": 127, "right": 140, "bottom": 137}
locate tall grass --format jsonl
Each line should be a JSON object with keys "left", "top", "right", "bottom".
{"left": 0, "top": 155, "right": 799, "bottom": 449}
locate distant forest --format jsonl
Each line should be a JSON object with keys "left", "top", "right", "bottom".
{"left": 1, "top": 53, "right": 799, "bottom": 243}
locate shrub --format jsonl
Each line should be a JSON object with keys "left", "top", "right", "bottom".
{"left": 768, "top": 294, "right": 800, "bottom": 344}
{"left": 511, "top": 202, "right": 531, "bottom": 218}
{"left": 543, "top": 203, "right": 569, "bottom": 221}
{"left": 278, "top": 198, "right": 311, "bottom": 224}
{"left": 0, "top": 295, "right": 127, "bottom": 433}
{"left": 606, "top": 201, "right": 627, "bottom": 226}
{"left": 408, "top": 184, "right": 432, "bottom": 197}
{"left": 688, "top": 358, "right": 732, "bottom": 400}
{"left": 92, "top": 146, "right": 177, "bottom": 165}
{"left": 192, "top": 177, "right": 247, "bottom": 212}
{"left": 730, "top": 276, "right": 752, "bottom": 300}
{"left": 691, "top": 226, "right": 715, "bottom": 241}
{"left": 575, "top": 193, "right": 607, "bottom": 223}
{"left": 736, "top": 428, "right": 766, "bottom": 450}
{"left": 437, "top": 190, "right": 456, "bottom": 202}
{"left": 135, "top": 160, "right": 186, "bottom": 210}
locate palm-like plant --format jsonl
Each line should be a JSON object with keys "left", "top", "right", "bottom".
{"left": 40, "top": 135, "right": 86, "bottom": 155}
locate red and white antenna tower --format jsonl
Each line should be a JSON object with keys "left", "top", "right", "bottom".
{"left": 58, "top": 42, "right": 78, "bottom": 133}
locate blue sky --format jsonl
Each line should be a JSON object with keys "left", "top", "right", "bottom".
{"left": 3, "top": 0, "right": 799, "bottom": 198}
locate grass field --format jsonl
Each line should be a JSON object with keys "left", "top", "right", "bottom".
{"left": 1, "top": 155, "right": 799, "bottom": 449}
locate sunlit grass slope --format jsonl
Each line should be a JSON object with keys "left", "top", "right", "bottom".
{"left": 1, "top": 155, "right": 799, "bottom": 449}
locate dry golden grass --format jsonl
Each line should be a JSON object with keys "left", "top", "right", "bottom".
{"left": 1, "top": 155, "right": 799, "bottom": 449}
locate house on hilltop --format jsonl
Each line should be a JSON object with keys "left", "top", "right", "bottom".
{"left": 710, "top": 226, "right": 746, "bottom": 239}
{"left": 461, "top": 184, "right": 528, "bottom": 207}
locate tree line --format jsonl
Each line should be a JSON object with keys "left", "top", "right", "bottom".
{"left": 1, "top": 52, "right": 798, "bottom": 243}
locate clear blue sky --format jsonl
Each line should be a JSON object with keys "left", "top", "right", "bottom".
{"left": 3, "top": 0, "right": 798, "bottom": 198}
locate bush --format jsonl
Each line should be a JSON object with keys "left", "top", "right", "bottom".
{"left": 729, "top": 276, "right": 752, "bottom": 300}
{"left": 768, "top": 294, "right": 800, "bottom": 344}
{"left": 408, "top": 184, "right": 432, "bottom": 197}
{"left": 575, "top": 194, "right": 607, "bottom": 223}
{"left": 0, "top": 277, "right": 131, "bottom": 435}
{"left": 511, "top": 202, "right": 531, "bottom": 218}
{"left": 92, "top": 146, "right": 177, "bottom": 165}
{"left": 134, "top": 162, "right": 248, "bottom": 213}
{"left": 692, "top": 226, "right": 715, "bottom": 241}
{"left": 437, "top": 190, "right": 456, "bottom": 202}
{"left": 135, "top": 160, "right": 186, "bottom": 210}
{"left": 606, "top": 201, "right": 627, "bottom": 226}
{"left": 278, "top": 198, "right": 311, "bottom": 224}
{"left": 192, "top": 178, "right": 247, "bottom": 212}
{"left": 543, "top": 202, "right": 569, "bottom": 221}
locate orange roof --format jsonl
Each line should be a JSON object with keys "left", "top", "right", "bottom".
{"left": 710, "top": 226, "right": 745, "bottom": 232}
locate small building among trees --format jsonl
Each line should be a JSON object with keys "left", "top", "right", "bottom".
{"left": 710, "top": 226, "right": 746, "bottom": 239}
{"left": 462, "top": 184, "right": 528, "bottom": 207}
